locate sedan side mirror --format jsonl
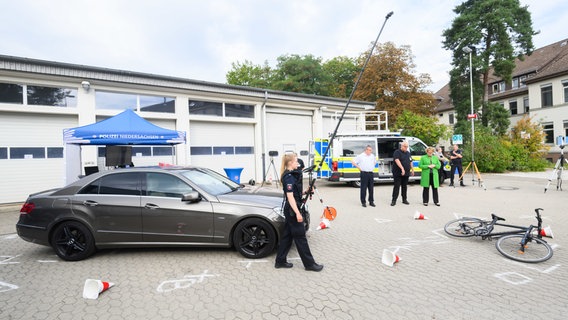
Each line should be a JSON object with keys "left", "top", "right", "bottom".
{"left": 181, "top": 191, "right": 201, "bottom": 203}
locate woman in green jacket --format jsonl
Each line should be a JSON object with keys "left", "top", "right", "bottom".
{"left": 419, "top": 147, "right": 441, "bottom": 206}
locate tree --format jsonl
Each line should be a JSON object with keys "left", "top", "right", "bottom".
{"left": 393, "top": 110, "right": 451, "bottom": 147}
{"left": 321, "top": 56, "right": 358, "bottom": 99}
{"left": 226, "top": 60, "right": 272, "bottom": 88}
{"left": 442, "top": 0, "right": 536, "bottom": 127}
{"left": 507, "top": 115, "right": 549, "bottom": 171}
{"left": 271, "top": 54, "right": 331, "bottom": 95}
{"left": 353, "top": 42, "right": 435, "bottom": 124}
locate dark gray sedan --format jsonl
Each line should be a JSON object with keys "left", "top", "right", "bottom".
{"left": 16, "top": 166, "right": 285, "bottom": 261}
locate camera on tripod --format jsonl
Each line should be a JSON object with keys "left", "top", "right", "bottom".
{"left": 544, "top": 136, "right": 568, "bottom": 192}
{"left": 556, "top": 136, "right": 567, "bottom": 148}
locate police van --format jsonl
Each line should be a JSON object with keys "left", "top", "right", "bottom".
{"left": 309, "top": 112, "right": 449, "bottom": 187}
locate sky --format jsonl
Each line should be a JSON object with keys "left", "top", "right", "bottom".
{"left": 1, "top": 0, "right": 567, "bottom": 93}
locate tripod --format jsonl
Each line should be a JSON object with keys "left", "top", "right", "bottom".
{"left": 544, "top": 145, "right": 567, "bottom": 193}
{"left": 460, "top": 161, "right": 486, "bottom": 190}
{"left": 261, "top": 155, "right": 280, "bottom": 188}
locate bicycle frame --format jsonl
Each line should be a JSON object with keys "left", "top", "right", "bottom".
{"left": 469, "top": 208, "right": 544, "bottom": 240}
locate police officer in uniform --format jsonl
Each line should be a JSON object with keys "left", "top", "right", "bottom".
{"left": 275, "top": 153, "right": 324, "bottom": 272}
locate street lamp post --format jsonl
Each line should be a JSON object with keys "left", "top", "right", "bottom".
{"left": 463, "top": 46, "right": 475, "bottom": 183}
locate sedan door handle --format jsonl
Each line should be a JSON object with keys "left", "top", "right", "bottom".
{"left": 83, "top": 200, "right": 98, "bottom": 207}
{"left": 145, "top": 203, "right": 160, "bottom": 210}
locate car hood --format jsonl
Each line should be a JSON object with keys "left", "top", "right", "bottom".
{"left": 216, "top": 190, "right": 283, "bottom": 208}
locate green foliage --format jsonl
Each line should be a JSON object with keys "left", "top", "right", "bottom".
{"left": 443, "top": 0, "right": 536, "bottom": 129}
{"left": 393, "top": 110, "right": 451, "bottom": 146}
{"left": 271, "top": 54, "right": 331, "bottom": 95}
{"left": 462, "top": 126, "right": 511, "bottom": 173}
{"left": 321, "top": 56, "right": 358, "bottom": 98}
{"left": 457, "top": 116, "right": 549, "bottom": 173}
{"left": 226, "top": 60, "right": 272, "bottom": 88}
{"left": 484, "top": 101, "right": 510, "bottom": 136}
{"left": 507, "top": 115, "right": 549, "bottom": 171}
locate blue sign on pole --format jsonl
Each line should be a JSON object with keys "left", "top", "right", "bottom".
{"left": 452, "top": 134, "right": 463, "bottom": 145}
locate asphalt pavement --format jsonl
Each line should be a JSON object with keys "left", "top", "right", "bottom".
{"left": 1, "top": 170, "right": 567, "bottom": 319}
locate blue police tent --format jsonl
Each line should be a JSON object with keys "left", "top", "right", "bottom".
{"left": 63, "top": 109, "right": 186, "bottom": 183}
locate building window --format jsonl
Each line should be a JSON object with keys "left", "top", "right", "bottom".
{"left": 541, "top": 84, "right": 553, "bottom": 107}
{"left": 96, "top": 91, "right": 137, "bottom": 110}
{"left": 512, "top": 77, "right": 519, "bottom": 89}
{"left": 27, "top": 86, "right": 77, "bottom": 107}
{"left": 132, "top": 147, "right": 152, "bottom": 156}
{"left": 96, "top": 91, "right": 175, "bottom": 113}
{"left": 519, "top": 75, "right": 527, "bottom": 88}
{"left": 449, "top": 113, "right": 454, "bottom": 125}
{"left": 0, "top": 82, "right": 24, "bottom": 104}
{"left": 188, "top": 100, "right": 254, "bottom": 118}
{"left": 509, "top": 100, "right": 518, "bottom": 115}
{"left": 564, "top": 121, "right": 568, "bottom": 137}
{"left": 563, "top": 80, "right": 568, "bottom": 103}
{"left": 523, "top": 96, "right": 529, "bottom": 113}
{"left": 10, "top": 147, "right": 45, "bottom": 159}
{"left": 235, "top": 146, "right": 254, "bottom": 154}
{"left": 190, "top": 147, "right": 212, "bottom": 155}
{"left": 491, "top": 81, "right": 505, "bottom": 94}
{"left": 188, "top": 100, "right": 223, "bottom": 116}
{"left": 542, "top": 123, "right": 554, "bottom": 144}
{"left": 153, "top": 147, "right": 174, "bottom": 156}
{"left": 47, "top": 147, "right": 64, "bottom": 158}
{"left": 139, "top": 95, "right": 175, "bottom": 113}
{"left": 225, "top": 103, "right": 254, "bottom": 118}
{"left": 0, "top": 147, "right": 7, "bottom": 159}
{"left": 213, "top": 146, "right": 234, "bottom": 155}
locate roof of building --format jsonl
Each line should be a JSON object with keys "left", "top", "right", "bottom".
{"left": 434, "top": 37, "right": 568, "bottom": 112}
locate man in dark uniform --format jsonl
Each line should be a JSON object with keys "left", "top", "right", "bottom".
{"left": 391, "top": 141, "right": 414, "bottom": 206}
{"left": 449, "top": 144, "right": 465, "bottom": 187}
{"left": 275, "top": 153, "right": 323, "bottom": 272}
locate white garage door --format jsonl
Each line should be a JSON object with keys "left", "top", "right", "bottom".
{"left": 0, "top": 113, "right": 77, "bottom": 203}
{"left": 266, "top": 111, "right": 312, "bottom": 174}
{"left": 189, "top": 121, "right": 255, "bottom": 183}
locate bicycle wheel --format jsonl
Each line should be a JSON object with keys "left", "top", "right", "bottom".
{"left": 495, "top": 234, "right": 553, "bottom": 263}
{"left": 444, "top": 218, "right": 484, "bottom": 237}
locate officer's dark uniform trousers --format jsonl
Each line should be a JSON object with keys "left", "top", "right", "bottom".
{"left": 275, "top": 171, "right": 316, "bottom": 267}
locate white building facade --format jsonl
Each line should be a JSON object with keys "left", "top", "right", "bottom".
{"left": 434, "top": 38, "right": 568, "bottom": 161}
{"left": 0, "top": 55, "right": 372, "bottom": 204}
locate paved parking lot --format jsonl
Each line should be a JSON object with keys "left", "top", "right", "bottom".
{"left": 1, "top": 171, "right": 566, "bottom": 319}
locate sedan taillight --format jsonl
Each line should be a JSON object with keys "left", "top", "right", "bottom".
{"left": 20, "top": 202, "right": 35, "bottom": 214}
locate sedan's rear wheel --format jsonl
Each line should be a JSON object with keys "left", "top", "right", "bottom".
{"left": 51, "top": 221, "right": 96, "bottom": 261}
{"left": 233, "top": 218, "right": 277, "bottom": 259}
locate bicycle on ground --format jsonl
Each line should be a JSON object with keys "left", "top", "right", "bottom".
{"left": 444, "top": 208, "right": 553, "bottom": 263}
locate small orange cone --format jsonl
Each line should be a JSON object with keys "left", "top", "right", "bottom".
{"left": 414, "top": 211, "right": 428, "bottom": 220}
{"left": 381, "top": 249, "right": 401, "bottom": 267}
{"left": 316, "top": 218, "right": 330, "bottom": 230}
{"left": 83, "top": 279, "right": 114, "bottom": 299}
{"left": 539, "top": 226, "right": 554, "bottom": 238}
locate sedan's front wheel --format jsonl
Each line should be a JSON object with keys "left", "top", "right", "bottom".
{"left": 233, "top": 218, "right": 277, "bottom": 259}
{"left": 51, "top": 221, "right": 96, "bottom": 261}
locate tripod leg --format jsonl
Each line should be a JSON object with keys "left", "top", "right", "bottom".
{"left": 473, "top": 162, "right": 486, "bottom": 190}
{"left": 544, "top": 159, "right": 561, "bottom": 193}
{"left": 459, "top": 162, "right": 471, "bottom": 181}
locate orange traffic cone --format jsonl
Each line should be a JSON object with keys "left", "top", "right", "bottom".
{"left": 82, "top": 279, "right": 114, "bottom": 299}
{"left": 316, "top": 218, "right": 330, "bottom": 230}
{"left": 414, "top": 211, "right": 428, "bottom": 220}
{"left": 539, "top": 226, "right": 554, "bottom": 238}
{"left": 381, "top": 249, "right": 401, "bottom": 267}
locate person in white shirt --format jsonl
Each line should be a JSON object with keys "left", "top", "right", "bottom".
{"left": 352, "top": 145, "right": 377, "bottom": 207}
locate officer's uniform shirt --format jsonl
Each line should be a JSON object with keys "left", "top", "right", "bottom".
{"left": 282, "top": 170, "right": 302, "bottom": 214}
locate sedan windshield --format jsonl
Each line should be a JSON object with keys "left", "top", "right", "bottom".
{"left": 180, "top": 168, "right": 239, "bottom": 195}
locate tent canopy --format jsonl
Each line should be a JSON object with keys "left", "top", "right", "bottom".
{"left": 63, "top": 109, "right": 186, "bottom": 145}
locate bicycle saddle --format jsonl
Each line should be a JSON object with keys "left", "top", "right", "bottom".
{"left": 491, "top": 214, "right": 505, "bottom": 221}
